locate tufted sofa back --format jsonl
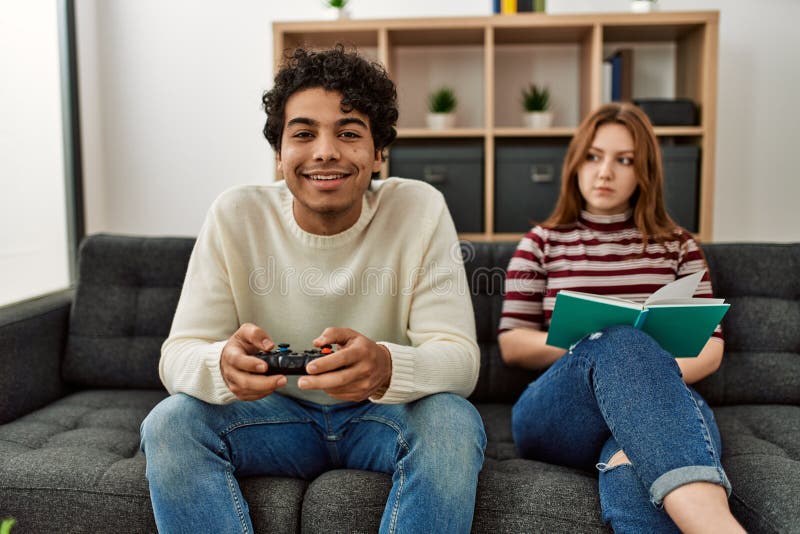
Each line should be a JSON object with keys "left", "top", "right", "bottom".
{"left": 694, "top": 243, "right": 800, "bottom": 405}
{"left": 63, "top": 235, "right": 799, "bottom": 407}
{"left": 63, "top": 235, "right": 193, "bottom": 388}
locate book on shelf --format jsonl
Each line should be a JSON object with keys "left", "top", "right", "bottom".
{"left": 602, "top": 60, "right": 613, "bottom": 104}
{"left": 501, "top": 0, "right": 517, "bottom": 14}
{"left": 545, "top": 270, "right": 730, "bottom": 357}
{"left": 517, "top": 0, "right": 533, "bottom": 12}
{"left": 607, "top": 48, "right": 633, "bottom": 102}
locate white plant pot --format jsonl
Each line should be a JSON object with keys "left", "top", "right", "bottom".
{"left": 523, "top": 111, "right": 554, "bottom": 129}
{"left": 426, "top": 113, "right": 456, "bottom": 130}
{"left": 326, "top": 7, "right": 350, "bottom": 20}
{"left": 630, "top": 0, "right": 657, "bottom": 13}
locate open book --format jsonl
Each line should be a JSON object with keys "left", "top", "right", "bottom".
{"left": 545, "top": 270, "right": 729, "bottom": 357}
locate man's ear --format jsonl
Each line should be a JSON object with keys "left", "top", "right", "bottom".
{"left": 372, "top": 148, "right": 383, "bottom": 173}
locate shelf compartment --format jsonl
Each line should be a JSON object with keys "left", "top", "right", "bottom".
{"left": 278, "top": 30, "right": 380, "bottom": 63}
{"left": 493, "top": 23, "right": 597, "bottom": 129}
{"left": 392, "top": 44, "right": 485, "bottom": 129}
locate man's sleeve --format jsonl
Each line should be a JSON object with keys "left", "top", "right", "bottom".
{"left": 371, "top": 200, "right": 480, "bottom": 404}
{"left": 159, "top": 202, "right": 239, "bottom": 404}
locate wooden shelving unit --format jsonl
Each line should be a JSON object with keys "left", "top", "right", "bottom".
{"left": 274, "top": 11, "right": 719, "bottom": 241}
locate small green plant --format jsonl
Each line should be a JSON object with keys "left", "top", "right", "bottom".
{"left": 428, "top": 87, "right": 457, "bottom": 113}
{"left": 1, "top": 518, "right": 16, "bottom": 534}
{"left": 521, "top": 84, "right": 550, "bottom": 112}
{"left": 323, "top": 0, "right": 349, "bottom": 8}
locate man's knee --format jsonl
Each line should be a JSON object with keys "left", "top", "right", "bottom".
{"left": 409, "top": 394, "right": 486, "bottom": 463}
{"left": 141, "top": 393, "right": 207, "bottom": 452}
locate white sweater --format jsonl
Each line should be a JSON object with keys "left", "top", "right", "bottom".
{"left": 160, "top": 178, "right": 479, "bottom": 405}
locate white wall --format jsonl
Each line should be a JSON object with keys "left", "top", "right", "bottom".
{"left": 76, "top": 0, "right": 800, "bottom": 241}
{"left": 0, "top": 1, "right": 71, "bottom": 306}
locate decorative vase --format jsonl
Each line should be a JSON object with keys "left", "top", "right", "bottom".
{"left": 523, "top": 111, "right": 554, "bottom": 129}
{"left": 426, "top": 113, "right": 456, "bottom": 130}
{"left": 630, "top": 0, "right": 657, "bottom": 13}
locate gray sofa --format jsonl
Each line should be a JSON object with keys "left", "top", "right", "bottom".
{"left": 1, "top": 234, "right": 798, "bottom": 533}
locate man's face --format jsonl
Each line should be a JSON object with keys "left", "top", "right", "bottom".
{"left": 277, "top": 87, "right": 382, "bottom": 236}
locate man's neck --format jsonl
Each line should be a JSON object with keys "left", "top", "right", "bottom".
{"left": 292, "top": 201, "right": 363, "bottom": 236}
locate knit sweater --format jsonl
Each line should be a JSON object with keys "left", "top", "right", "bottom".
{"left": 160, "top": 178, "right": 479, "bottom": 406}
{"left": 499, "top": 209, "right": 724, "bottom": 342}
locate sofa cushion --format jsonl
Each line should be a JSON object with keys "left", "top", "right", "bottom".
{"left": 696, "top": 244, "right": 800, "bottom": 405}
{"left": 63, "top": 235, "right": 194, "bottom": 388}
{"left": 715, "top": 404, "right": 800, "bottom": 534}
{"left": 0, "top": 390, "right": 165, "bottom": 532}
{"left": 0, "top": 389, "right": 308, "bottom": 533}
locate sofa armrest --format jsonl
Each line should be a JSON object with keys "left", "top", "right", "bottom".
{"left": 0, "top": 289, "right": 73, "bottom": 423}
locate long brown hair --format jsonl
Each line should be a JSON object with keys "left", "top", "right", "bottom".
{"left": 543, "top": 103, "right": 679, "bottom": 245}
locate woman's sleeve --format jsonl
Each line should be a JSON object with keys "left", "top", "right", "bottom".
{"left": 498, "top": 227, "right": 548, "bottom": 334}
{"left": 677, "top": 234, "right": 724, "bottom": 341}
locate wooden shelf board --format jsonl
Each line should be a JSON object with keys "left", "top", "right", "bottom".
{"left": 397, "top": 128, "right": 486, "bottom": 138}
{"left": 653, "top": 126, "right": 704, "bottom": 136}
{"left": 389, "top": 27, "right": 485, "bottom": 46}
{"left": 494, "top": 127, "right": 576, "bottom": 137}
{"left": 282, "top": 30, "right": 379, "bottom": 48}
{"left": 494, "top": 24, "right": 593, "bottom": 44}
{"left": 458, "top": 233, "right": 523, "bottom": 243}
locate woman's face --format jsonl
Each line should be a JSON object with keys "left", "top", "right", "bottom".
{"left": 577, "top": 123, "right": 639, "bottom": 216}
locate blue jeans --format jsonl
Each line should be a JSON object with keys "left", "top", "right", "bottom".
{"left": 140, "top": 391, "right": 486, "bottom": 534}
{"left": 512, "top": 325, "right": 731, "bottom": 533}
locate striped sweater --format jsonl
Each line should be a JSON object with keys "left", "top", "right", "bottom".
{"left": 498, "top": 209, "right": 724, "bottom": 341}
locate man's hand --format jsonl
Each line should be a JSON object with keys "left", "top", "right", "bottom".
{"left": 220, "top": 323, "right": 287, "bottom": 401}
{"left": 298, "top": 327, "right": 392, "bottom": 402}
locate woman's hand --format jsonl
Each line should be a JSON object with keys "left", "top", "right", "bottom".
{"left": 498, "top": 328, "right": 567, "bottom": 370}
{"left": 676, "top": 337, "right": 724, "bottom": 384}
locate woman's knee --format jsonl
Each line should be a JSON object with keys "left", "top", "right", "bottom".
{"left": 578, "top": 325, "right": 671, "bottom": 366}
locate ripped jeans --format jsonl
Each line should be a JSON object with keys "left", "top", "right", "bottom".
{"left": 512, "top": 325, "right": 730, "bottom": 533}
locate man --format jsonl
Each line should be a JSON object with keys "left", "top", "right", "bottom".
{"left": 140, "top": 46, "right": 486, "bottom": 533}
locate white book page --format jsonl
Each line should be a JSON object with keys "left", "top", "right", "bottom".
{"left": 648, "top": 298, "right": 726, "bottom": 306}
{"left": 559, "top": 290, "right": 643, "bottom": 310}
{"left": 645, "top": 270, "right": 706, "bottom": 306}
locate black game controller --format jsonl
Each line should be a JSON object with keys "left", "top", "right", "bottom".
{"left": 255, "top": 343, "right": 334, "bottom": 375}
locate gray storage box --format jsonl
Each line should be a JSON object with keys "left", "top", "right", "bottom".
{"left": 661, "top": 145, "right": 700, "bottom": 233}
{"left": 494, "top": 143, "right": 568, "bottom": 233}
{"left": 389, "top": 141, "right": 484, "bottom": 233}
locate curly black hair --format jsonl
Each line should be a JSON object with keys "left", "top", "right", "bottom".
{"left": 262, "top": 45, "right": 398, "bottom": 158}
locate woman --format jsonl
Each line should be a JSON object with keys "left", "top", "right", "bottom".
{"left": 499, "top": 103, "right": 744, "bottom": 532}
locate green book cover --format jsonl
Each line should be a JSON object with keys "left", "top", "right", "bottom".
{"left": 546, "top": 293, "right": 641, "bottom": 350}
{"left": 545, "top": 270, "right": 730, "bottom": 357}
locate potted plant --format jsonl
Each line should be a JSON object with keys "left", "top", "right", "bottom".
{"left": 426, "top": 87, "right": 458, "bottom": 130}
{"left": 630, "top": 0, "right": 657, "bottom": 13}
{"left": 323, "top": 0, "right": 351, "bottom": 19}
{"left": 521, "top": 83, "right": 554, "bottom": 128}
